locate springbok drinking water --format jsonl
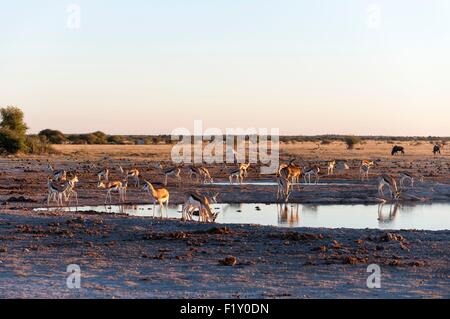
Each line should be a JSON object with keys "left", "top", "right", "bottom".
{"left": 377, "top": 175, "right": 400, "bottom": 199}
{"left": 182, "top": 192, "right": 217, "bottom": 223}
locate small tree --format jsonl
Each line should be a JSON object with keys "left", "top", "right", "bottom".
{"left": 91, "top": 131, "right": 108, "bottom": 144}
{"left": 344, "top": 136, "right": 361, "bottom": 150}
{"left": 0, "top": 106, "right": 28, "bottom": 154}
{"left": 0, "top": 106, "right": 28, "bottom": 136}
{"left": 0, "top": 128, "right": 25, "bottom": 154}
{"left": 25, "top": 135, "right": 54, "bottom": 154}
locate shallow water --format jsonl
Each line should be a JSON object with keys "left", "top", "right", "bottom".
{"left": 35, "top": 203, "right": 450, "bottom": 230}
{"left": 210, "top": 181, "right": 366, "bottom": 186}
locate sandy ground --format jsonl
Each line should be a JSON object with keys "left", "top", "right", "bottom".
{"left": 0, "top": 141, "right": 448, "bottom": 298}
{"left": 0, "top": 210, "right": 448, "bottom": 298}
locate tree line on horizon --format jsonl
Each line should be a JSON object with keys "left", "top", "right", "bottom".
{"left": 0, "top": 106, "right": 448, "bottom": 154}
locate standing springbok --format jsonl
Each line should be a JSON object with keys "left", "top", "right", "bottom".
{"left": 276, "top": 176, "right": 292, "bottom": 202}
{"left": 377, "top": 175, "right": 400, "bottom": 199}
{"left": 335, "top": 161, "right": 350, "bottom": 174}
{"left": 187, "top": 166, "right": 201, "bottom": 183}
{"left": 142, "top": 181, "right": 170, "bottom": 217}
{"left": 47, "top": 163, "right": 67, "bottom": 181}
{"left": 239, "top": 163, "right": 250, "bottom": 177}
{"left": 359, "top": 161, "right": 374, "bottom": 181}
{"left": 279, "top": 164, "right": 302, "bottom": 190}
{"left": 229, "top": 168, "right": 244, "bottom": 184}
{"left": 97, "top": 168, "right": 109, "bottom": 182}
{"left": 97, "top": 180, "right": 127, "bottom": 204}
{"left": 303, "top": 165, "right": 320, "bottom": 184}
{"left": 162, "top": 166, "right": 181, "bottom": 186}
{"left": 399, "top": 172, "right": 423, "bottom": 189}
{"left": 47, "top": 177, "right": 66, "bottom": 206}
{"left": 119, "top": 166, "right": 140, "bottom": 188}
{"left": 62, "top": 175, "right": 79, "bottom": 205}
{"left": 327, "top": 161, "right": 336, "bottom": 175}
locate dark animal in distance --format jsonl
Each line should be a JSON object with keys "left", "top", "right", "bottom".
{"left": 433, "top": 144, "right": 441, "bottom": 155}
{"left": 391, "top": 145, "right": 405, "bottom": 156}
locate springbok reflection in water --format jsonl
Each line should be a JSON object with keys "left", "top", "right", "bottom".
{"left": 277, "top": 204, "right": 300, "bottom": 226}
{"left": 377, "top": 203, "right": 400, "bottom": 223}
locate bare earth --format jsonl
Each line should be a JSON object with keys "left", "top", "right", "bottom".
{"left": 0, "top": 141, "right": 448, "bottom": 298}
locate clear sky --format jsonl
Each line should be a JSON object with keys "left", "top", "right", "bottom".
{"left": 1, "top": 0, "right": 449, "bottom": 136}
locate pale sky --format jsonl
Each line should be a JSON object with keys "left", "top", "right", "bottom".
{"left": 1, "top": 0, "right": 449, "bottom": 136}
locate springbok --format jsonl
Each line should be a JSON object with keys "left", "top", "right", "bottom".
{"left": 229, "top": 168, "right": 244, "bottom": 184}
{"left": 97, "top": 168, "right": 109, "bottom": 182}
{"left": 361, "top": 160, "right": 374, "bottom": 167}
{"left": 399, "top": 172, "right": 423, "bottom": 189}
{"left": 279, "top": 163, "right": 302, "bottom": 190}
{"left": 182, "top": 192, "right": 217, "bottom": 223}
{"left": 377, "top": 175, "right": 400, "bottom": 199}
{"left": 359, "top": 161, "right": 374, "bottom": 181}
{"left": 276, "top": 176, "right": 292, "bottom": 202}
{"left": 198, "top": 167, "right": 213, "bottom": 184}
{"left": 335, "top": 161, "right": 350, "bottom": 174}
{"left": 327, "top": 161, "right": 336, "bottom": 175}
{"left": 239, "top": 163, "right": 250, "bottom": 177}
{"left": 62, "top": 175, "right": 79, "bottom": 205}
{"left": 47, "top": 177, "right": 66, "bottom": 206}
{"left": 303, "top": 165, "right": 320, "bottom": 184}
{"left": 119, "top": 166, "right": 140, "bottom": 188}
{"left": 142, "top": 181, "right": 170, "bottom": 217}
{"left": 277, "top": 163, "right": 289, "bottom": 176}
{"left": 162, "top": 166, "right": 181, "bottom": 186}
{"left": 47, "top": 163, "right": 67, "bottom": 181}
{"left": 97, "top": 181, "right": 127, "bottom": 204}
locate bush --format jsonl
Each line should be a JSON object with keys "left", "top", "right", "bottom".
{"left": 108, "top": 135, "right": 128, "bottom": 145}
{"left": 38, "top": 129, "right": 66, "bottom": 144}
{"left": 343, "top": 136, "right": 361, "bottom": 150}
{"left": 67, "top": 133, "right": 104, "bottom": 144}
{"left": 0, "top": 128, "right": 26, "bottom": 154}
{"left": 91, "top": 131, "right": 108, "bottom": 144}
{"left": 25, "top": 136, "right": 54, "bottom": 154}
{"left": 0, "top": 106, "right": 28, "bottom": 136}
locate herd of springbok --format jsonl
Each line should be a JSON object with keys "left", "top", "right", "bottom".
{"left": 45, "top": 144, "right": 442, "bottom": 222}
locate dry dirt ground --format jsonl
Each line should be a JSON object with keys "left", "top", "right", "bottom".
{"left": 0, "top": 141, "right": 448, "bottom": 298}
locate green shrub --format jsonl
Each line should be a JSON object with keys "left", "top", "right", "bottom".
{"left": 25, "top": 136, "right": 54, "bottom": 154}
{"left": 0, "top": 106, "right": 28, "bottom": 136}
{"left": 91, "top": 131, "right": 108, "bottom": 144}
{"left": 343, "top": 136, "right": 361, "bottom": 150}
{"left": 0, "top": 128, "right": 26, "bottom": 154}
